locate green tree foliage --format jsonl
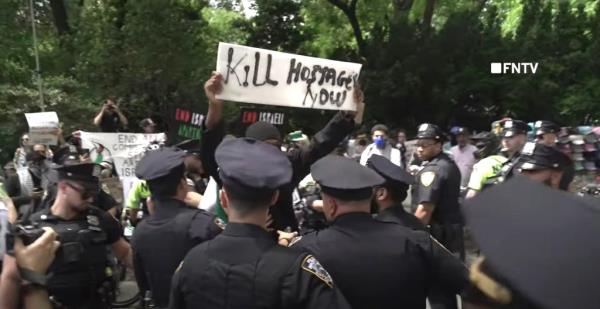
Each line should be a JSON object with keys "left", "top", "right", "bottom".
{"left": 0, "top": 0, "right": 599, "bottom": 162}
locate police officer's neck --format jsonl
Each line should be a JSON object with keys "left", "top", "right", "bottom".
{"left": 227, "top": 208, "right": 270, "bottom": 230}
{"left": 50, "top": 198, "right": 81, "bottom": 220}
{"left": 376, "top": 199, "right": 394, "bottom": 213}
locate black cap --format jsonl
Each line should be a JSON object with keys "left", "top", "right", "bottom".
{"left": 534, "top": 120, "right": 560, "bottom": 136}
{"left": 175, "top": 139, "right": 202, "bottom": 155}
{"left": 366, "top": 154, "right": 414, "bottom": 187}
{"left": 135, "top": 147, "right": 186, "bottom": 181}
{"left": 516, "top": 142, "right": 569, "bottom": 171}
{"left": 216, "top": 137, "right": 292, "bottom": 199}
{"left": 52, "top": 145, "right": 82, "bottom": 165}
{"left": 464, "top": 176, "right": 600, "bottom": 309}
{"left": 499, "top": 119, "right": 530, "bottom": 138}
{"left": 55, "top": 163, "right": 100, "bottom": 185}
{"left": 311, "top": 155, "right": 384, "bottom": 200}
{"left": 139, "top": 118, "right": 156, "bottom": 128}
{"left": 245, "top": 121, "right": 281, "bottom": 142}
{"left": 416, "top": 123, "right": 445, "bottom": 141}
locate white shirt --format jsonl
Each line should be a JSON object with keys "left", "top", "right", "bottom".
{"left": 449, "top": 144, "right": 478, "bottom": 187}
{"left": 359, "top": 143, "right": 403, "bottom": 167}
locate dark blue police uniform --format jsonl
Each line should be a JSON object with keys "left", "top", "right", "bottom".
{"left": 169, "top": 138, "right": 351, "bottom": 309}
{"left": 131, "top": 148, "right": 223, "bottom": 308}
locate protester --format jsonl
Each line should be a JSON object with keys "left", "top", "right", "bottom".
{"left": 394, "top": 128, "right": 408, "bottom": 168}
{"left": 13, "top": 133, "right": 30, "bottom": 169}
{"left": 449, "top": 127, "right": 477, "bottom": 188}
{"left": 200, "top": 71, "right": 364, "bottom": 232}
{"left": 359, "top": 124, "right": 403, "bottom": 167}
{"left": 139, "top": 118, "right": 157, "bottom": 133}
{"left": 93, "top": 96, "right": 128, "bottom": 132}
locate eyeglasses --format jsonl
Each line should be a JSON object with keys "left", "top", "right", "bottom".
{"left": 65, "top": 182, "right": 98, "bottom": 199}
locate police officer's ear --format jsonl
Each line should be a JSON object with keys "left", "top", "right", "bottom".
{"left": 268, "top": 190, "right": 280, "bottom": 206}
{"left": 375, "top": 187, "right": 387, "bottom": 201}
{"left": 219, "top": 188, "right": 230, "bottom": 216}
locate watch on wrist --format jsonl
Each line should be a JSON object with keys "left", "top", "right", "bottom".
{"left": 18, "top": 266, "right": 47, "bottom": 288}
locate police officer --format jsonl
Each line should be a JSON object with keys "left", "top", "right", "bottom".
{"left": 465, "top": 132, "right": 505, "bottom": 199}
{"left": 289, "top": 155, "right": 467, "bottom": 309}
{"left": 411, "top": 124, "right": 463, "bottom": 251}
{"left": 496, "top": 119, "right": 530, "bottom": 179}
{"left": 169, "top": 138, "right": 351, "bottom": 309}
{"left": 366, "top": 154, "right": 425, "bottom": 231}
{"left": 131, "top": 147, "right": 223, "bottom": 308}
{"left": 533, "top": 120, "right": 574, "bottom": 191}
{"left": 0, "top": 163, "right": 133, "bottom": 309}
{"left": 462, "top": 177, "right": 600, "bottom": 308}
{"left": 512, "top": 142, "right": 571, "bottom": 189}
{"left": 534, "top": 120, "right": 560, "bottom": 147}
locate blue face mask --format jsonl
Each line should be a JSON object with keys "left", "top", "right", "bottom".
{"left": 374, "top": 136, "right": 386, "bottom": 149}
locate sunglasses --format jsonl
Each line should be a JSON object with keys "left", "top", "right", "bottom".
{"left": 65, "top": 182, "right": 98, "bottom": 199}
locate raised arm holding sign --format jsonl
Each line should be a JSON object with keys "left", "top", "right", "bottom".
{"left": 199, "top": 44, "right": 366, "bottom": 231}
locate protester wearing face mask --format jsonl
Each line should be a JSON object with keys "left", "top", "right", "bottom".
{"left": 359, "top": 124, "right": 403, "bottom": 168}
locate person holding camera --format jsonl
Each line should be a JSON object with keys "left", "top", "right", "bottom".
{"left": 13, "top": 227, "right": 60, "bottom": 309}
{"left": 0, "top": 163, "right": 133, "bottom": 309}
{"left": 93, "top": 96, "right": 128, "bottom": 132}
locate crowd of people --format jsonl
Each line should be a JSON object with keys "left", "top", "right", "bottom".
{"left": 0, "top": 71, "right": 599, "bottom": 309}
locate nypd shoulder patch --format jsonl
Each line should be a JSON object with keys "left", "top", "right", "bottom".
{"left": 420, "top": 171, "right": 436, "bottom": 187}
{"left": 301, "top": 255, "right": 334, "bottom": 288}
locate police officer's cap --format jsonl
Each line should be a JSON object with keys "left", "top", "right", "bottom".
{"left": 135, "top": 147, "right": 186, "bottom": 181}
{"left": 454, "top": 127, "right": 470, "bottom": 136}
{"left": 311, "top": 155, "right": 384, "bottom": 201}
{"left": 499, "top": 119, "right": 530, "bottom": 138}
{"left": 55, "top": 162, "right": 100, "bottom": 185}
{"left": 416, "top": 123, "right": 446, "bottom": 141}
{"left": 516, "top": 142, "right": 569, "bottom": 171}
{"left": 366, "top": 155, "right": 414, "bottom": 188}
{"left": 534, "top": 120, "right": 560, "bottom": 136}
{"left": 175, "top": 139, "right": 202, "bottom": 155}
{"left": 216, "top": 137, "right": 292, "bottom": 199}
{"left": 464, "top": 176, "right": 600, "bottom": 309}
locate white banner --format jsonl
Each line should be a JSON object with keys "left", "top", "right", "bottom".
{"left": 216, "top": 42, "right": 362, "bottom": 111}
{"left": 79, "top": 132, "right": 166, "bottom": 199}
{"left": 25, "top": 112, "right": 60, "bottom": 145}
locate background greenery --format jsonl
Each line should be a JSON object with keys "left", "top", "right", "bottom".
{"left": 1, "top": 0, "right": 599, "bottom": 162}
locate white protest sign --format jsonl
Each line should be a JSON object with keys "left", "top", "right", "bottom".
{"left": 79, "top": 132, "right": 166, "bottom": 199}
{"left": 216, "top": 42, "right": 362, "bottom": 111}
{"left": 25, "top": 112, "right": 60, "bottom": 145}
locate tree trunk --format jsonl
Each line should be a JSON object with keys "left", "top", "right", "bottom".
{"left": 327, "top": 0, "right": 367, "bottom": 58}
{"left": 423, "top": 0, "right": 436, "bottom": 30}
{"left": 49, "top": 0, "right": 70, "bottom": 35}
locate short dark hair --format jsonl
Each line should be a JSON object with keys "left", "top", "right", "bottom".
{"left": 382, "top": 183, "right": 408, "bottom": 203}
{"left": 147, "top": 164, "right": 185, "bottom": 197}
{"left": 371, "top": 124, "right": 389, "bottom": 135}
{"left": 223, "top": 184, "right": 276, "bottom": 215}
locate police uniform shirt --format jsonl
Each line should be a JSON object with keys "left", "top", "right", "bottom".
{"left": 377, "top": 205, "right": 427, "bottom": 231}
{"left": 22, "top": 206, "right": 122, "bottom": 306}
{"left": 411, "top": 152, "right": 463, "bottom": 224}
{"left": 292, "top": 213, "right": 467, "bottom": 309}
{"left": 169, "top": 222, "right": 351, "bottom": 309}
{"left": 131, "top": 198, "right": 223, "bottom": 307}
